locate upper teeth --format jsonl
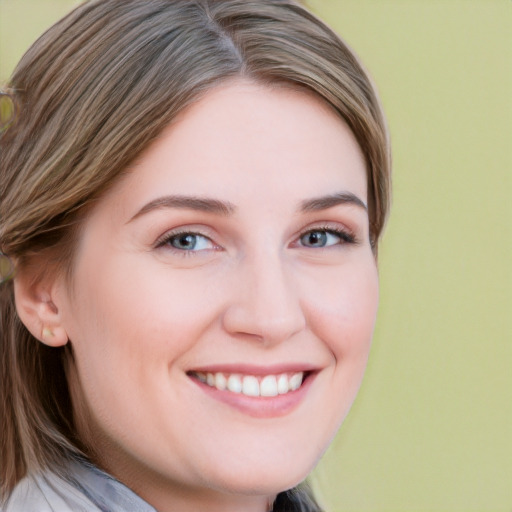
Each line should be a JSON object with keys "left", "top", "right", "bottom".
{"left": 194, "top": 372, "right": 304, "bottom": 397}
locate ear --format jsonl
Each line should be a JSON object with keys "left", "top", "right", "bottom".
{"left": 13, "top": 272, "right": 69, "bottom": 347}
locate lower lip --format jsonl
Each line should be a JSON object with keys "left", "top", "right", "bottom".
{"left": 190, "top": 373, "right": 316, "bottom": 418}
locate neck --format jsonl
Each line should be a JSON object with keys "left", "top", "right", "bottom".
{"left": 85, "top": 437, "right": 277, "bottom": 512}
{"left": 140, "top": 486, "right": 275, "bottom": 512}
{"left": 116, "top": 459, "right": 276, "bottom": 512}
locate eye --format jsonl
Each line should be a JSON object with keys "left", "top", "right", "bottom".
{"left": 158, "top": 231, "right": 215, "bottom": 252}
{"left": 299, "top": 228, "right": 354, "bottom": 248}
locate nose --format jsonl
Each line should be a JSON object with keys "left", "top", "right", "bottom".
{"left": 222, "top": 251, "right": 306, "bottom": 346}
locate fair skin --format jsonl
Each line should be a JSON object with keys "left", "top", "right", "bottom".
{"left": 17, "top": 81, "right": 378, "bottom": 512}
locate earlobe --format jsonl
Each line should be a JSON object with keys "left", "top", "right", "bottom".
{"left": 13, "top": 275, "right": 69, "bottom": 347}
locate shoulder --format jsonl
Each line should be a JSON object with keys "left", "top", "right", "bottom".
{"left": 2, "top": 460, "right": 157, "bottom": 512}
{"left": 2, "top": 470, "right": 100, "bottom": 512}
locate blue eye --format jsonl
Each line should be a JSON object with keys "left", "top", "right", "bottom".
{"left": 299, "top": 229, "right": 353, "bottom": 248}
{"left": 163, "top": 232, "right": 214, "bottom": 251}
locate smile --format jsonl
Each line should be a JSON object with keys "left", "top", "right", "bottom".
{"left": 191, "top": 371, "right": 304, "bottom": 397}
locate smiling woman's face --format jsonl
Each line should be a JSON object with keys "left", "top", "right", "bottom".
{"left": 54, "top": 81, "right": 379, "bottom": 511}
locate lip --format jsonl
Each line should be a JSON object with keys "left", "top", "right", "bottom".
{"left": 187, "top": 365, "right": 319, "bottom": 418}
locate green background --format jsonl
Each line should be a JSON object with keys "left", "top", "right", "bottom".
{"left": 1, "top": 1, "right": 510, "bottom": 510}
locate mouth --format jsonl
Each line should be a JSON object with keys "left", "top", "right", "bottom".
{"left": 188, "top": 370, "right": 308, "bottom": 398}
{"left": 186, "top": 367, "right": 316, "bottom": 418}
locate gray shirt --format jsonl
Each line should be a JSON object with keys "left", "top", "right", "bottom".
{"left": 3, "top": 459, "right": 319, "bottom": 512}
{"left": 2, "top": 459, "right": 156, "bottom": 512}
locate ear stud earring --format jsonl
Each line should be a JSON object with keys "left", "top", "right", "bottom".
{"left": 40, "top": 326, "right": 69, "bottom": 347}
{"left": 42, "top": 327, "right": 54, "bottom": 341}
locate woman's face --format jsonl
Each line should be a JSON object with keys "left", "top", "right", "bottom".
{"left": 55, "top": 81, "right": 378, "bottom": 510}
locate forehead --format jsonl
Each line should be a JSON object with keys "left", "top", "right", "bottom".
{"left": 93, "top": 80, "right": 367, "bottom": 221}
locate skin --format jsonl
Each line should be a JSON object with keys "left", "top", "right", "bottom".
{"left": 44, "top": 81, "right": 379, "bottom": 512}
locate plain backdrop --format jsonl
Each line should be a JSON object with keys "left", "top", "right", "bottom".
{"left": 1, "top": 1, "right": 510, "bottom": 510}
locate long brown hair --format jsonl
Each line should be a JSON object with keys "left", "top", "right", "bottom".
{"left": 0, "top": 0, "right": 390, "bottom": 507}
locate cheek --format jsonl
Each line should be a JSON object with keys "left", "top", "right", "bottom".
{"left": 304, "top": 259, "right": 379, "bottom": 424}
{"left": 66, "top": 253, "right": 223, "bottom": 385}
{"left": 61, "top": 256, "right": 221, "bottom": 447}
{"left": 306, "top": 260, "right": 379, "bottom": 355}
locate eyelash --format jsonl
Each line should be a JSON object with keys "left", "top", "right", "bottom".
{"left": 155, "top": 225, "right": 357, "bottom": 255}
{"left": 298, "top": 225, "right": 357, "bottom": 247}
{"left": 155, "top": 229, "right": 217, "bottom": 256}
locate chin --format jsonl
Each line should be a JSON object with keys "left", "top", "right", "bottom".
{"left": 210, "top": 472, "right": 306, "bottom": 497}
{"left": 197, "top": 448, "right": 319, "bottom": 497}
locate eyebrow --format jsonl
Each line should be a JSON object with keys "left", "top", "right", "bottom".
{"left": 300, "top": 192, "right": 367, "bottom": 212}
{"left": 128, "top": 195, "right": 236, "bottom": 222}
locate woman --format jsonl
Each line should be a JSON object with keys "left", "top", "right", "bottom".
{"left": 0, "top": 1, "right": 390, "bottom": 510}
